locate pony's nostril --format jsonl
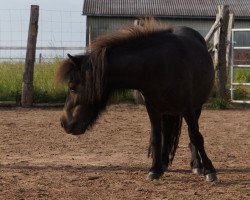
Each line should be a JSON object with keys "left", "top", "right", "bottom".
{"left": 60, "top": 120, "right": 65, "bottom": 128}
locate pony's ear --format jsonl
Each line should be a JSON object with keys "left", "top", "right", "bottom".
{"left": 67, "top": 53, "right": 82, "bottom": 67}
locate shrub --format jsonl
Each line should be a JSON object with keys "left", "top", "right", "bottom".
{"left": 234, "top": 87, "right": 248, "bottom": 100}
{"left": 209, "top": 97, "right": 229, "bottom": 109}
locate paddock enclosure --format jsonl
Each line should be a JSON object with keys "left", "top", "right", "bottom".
{"left": 0, "top": 104, "right": 249, "bottom": 199}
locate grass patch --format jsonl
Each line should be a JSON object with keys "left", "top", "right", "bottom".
{"left": 109, "top": 90, "right": 133, "bottom": 104}
{"left": 0, "top": 61, "right": 133, "bottom": 104}
{"left": 233, "top": 68, "right": 250, "bottom": 100}
{"left": 0, "top": 61, "right": 67, "bottom": 103}
{"left": 0, "top": 61, "right": 249, "bottom": 105}
{"left": 234, "top": 87, "right": 248, "bottom": 100}
{"left": 208, "top": 97, "right": 229, "bottom": 109}
{"left": 234, "top": 68, "right": 250, "bottom": 83}
{"left": 33, "top": 61, "right": 67, "bottom": 103}
{"left": 0, "top": 62, "right": 23, "bottom": 102}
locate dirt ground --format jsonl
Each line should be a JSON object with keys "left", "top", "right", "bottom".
{"left": 0, "top": 104, "right": 249, "bottom": 200}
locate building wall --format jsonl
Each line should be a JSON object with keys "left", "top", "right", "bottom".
{"left": 86, "top": 16, "right": 250, "bottom": 46}
{"left": 86, "top": 17, "right": 134, "bottom": 45}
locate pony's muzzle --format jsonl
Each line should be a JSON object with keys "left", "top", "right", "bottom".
{"left": 60, "top": 117, "right": 86, "bottom": 135}
{"left": 60, "top": 119, "right": 65, "bottom": 128}
{"left": 60, "top": 117, "right": 72, "bottom": 134}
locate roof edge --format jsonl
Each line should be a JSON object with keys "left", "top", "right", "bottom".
{"left": 82, "top": 13, "right": 250, "bottom": 20}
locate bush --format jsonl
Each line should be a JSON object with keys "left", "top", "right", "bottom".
{"left": 209, "top": 97, "right": 229, "bottom": 109}
{"left": 234, "top": 87, "right": 248, "bottom": 100}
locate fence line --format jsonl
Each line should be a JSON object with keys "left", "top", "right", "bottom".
{"left": 0, "top": 46, "right": 86, "bottom": 61}
{"left": 0, "top": 8, "right": 86, "bottom": 61}
{"left": 0, "top": 46, "right": 85, "bottom": 50}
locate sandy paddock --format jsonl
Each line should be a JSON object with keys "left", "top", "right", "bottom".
{"left": 0, "top": 104, "right": 249, "bottom": 199}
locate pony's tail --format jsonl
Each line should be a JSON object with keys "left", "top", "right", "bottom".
{"left": 168, "top": 116, "right": 183, "bottom": 165}
{"left": 147, "top": 115, "right": 183, "bottom": 166}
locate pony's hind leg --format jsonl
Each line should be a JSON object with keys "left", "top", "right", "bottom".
{"left": 189, "top": 108, "right": 203, "bottom": 175}
{"left": 145, "top": 102, "right": 163, "bottom": 181}
{"left": 161, "top": 115, "right": 173, "bottom": 171}
{"left": 184, "top": 108, "right": 217, "bottom": 182}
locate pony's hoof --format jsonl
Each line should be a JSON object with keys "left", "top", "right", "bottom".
{"left": 205, "top": 173, "right": 217, "bottom": 182}
{"left": 146, "top": 172, "right": 161, "bottom": 181}
{"left": 192, "top": 168, "right": 203, "bottom": 176}
{"left": 162, "top": 165, "right": 168, "bottom": 172}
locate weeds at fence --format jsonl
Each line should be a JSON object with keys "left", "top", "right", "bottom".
{"left": 0, "top": 61, "right": 250, "bottom": 106}
{"left": 0, "top": 60, "right": 134, "bottom": 104}
{"left": 0, "top": 60, "right": 67, "bottom": 103}
{"left": 233, "top": 68, "right": 250, "bottom": 101}
{"left": 234, "top": 68, "right": 250, "bottom": 83}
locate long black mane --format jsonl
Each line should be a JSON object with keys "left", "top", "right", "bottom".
{"left": 56, "top": 18, "right": 173, "bottom": 105}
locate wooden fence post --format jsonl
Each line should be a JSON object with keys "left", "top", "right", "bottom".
{"left": 21, "top": 5, "right": 39, "bottom": 107}
{"left": 213, "top": 12, "right": 221, "bottom": 75}
{"left": 226, "top": 13, "right": 234, "bottom": 75}
{"left": 217, "top": 5, "right": 230, "bottom": 100}
{"left": 205, "top": 15, "right": 221, "bottom": 44}
{"left": 213, "top": 5, "right": 230, "bottom": 100}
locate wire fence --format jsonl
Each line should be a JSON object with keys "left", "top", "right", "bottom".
{"left": 0, "top": 8, "right": 86, "bottom": 62}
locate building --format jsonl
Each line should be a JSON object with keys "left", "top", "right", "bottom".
{"left": 83, "top": 0, "right": 250, "bottom": 46}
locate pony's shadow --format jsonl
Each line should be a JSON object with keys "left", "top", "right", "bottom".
{"left": 1, "top": 163, "right": 249, "bottom": 175}
{"left": 1, "top": 163, "right": 249, "bottom": 186}
{"left": 0, "top": 163, "right": 147, "bottom": 172}
{"left": 168, "top": 168, "right": 250, "bottom": 186}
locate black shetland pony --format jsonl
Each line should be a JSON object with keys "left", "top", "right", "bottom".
{"left": 56, "top": 19, "right": 217, "bottom": 182}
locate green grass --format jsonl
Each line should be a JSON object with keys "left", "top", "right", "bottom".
{"left": 109, "top": 90, "right": 134, "bottom": 104}
{"left": 0, "top": 60, "right": 133, "bottom": 104}
{"left": 0, "top": 61, "right": 249, "bottom": 105}
{"left": 234, "top": 68, "right": 250, "bottom": 83}
{"left": 33, "top": 61, "right": 67, "bottom": 103}
{"left": 233, "top": 68, "right": 250, "bottom": 100}
{"left": 208, "top": 97, "right": 230, "bottom": 109}
{"left": 0, "top": 61, "right": 67, "bottom": 103}
{"left": 0, "top": 62, "right": 23, "bottom": 102}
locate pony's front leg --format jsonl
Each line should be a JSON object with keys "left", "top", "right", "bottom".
{"left": 189, "top": 142, "right": 203, "bottom": 175}
{"left": 145, "top": 102, "right": 163, "bottom": 181}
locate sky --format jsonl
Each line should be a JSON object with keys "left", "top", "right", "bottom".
{"left": 0, "top": 0, "right": 86, "bottom": 60}
{"left": 1, "top": 0, "right": 84, "bottom": 11}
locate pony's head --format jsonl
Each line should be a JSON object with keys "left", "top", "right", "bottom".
{"left": 56, "top": 53, "right": 104, "bottom": 135}
{"left": 56, "top": 18, "right": 167, "bottom": 135}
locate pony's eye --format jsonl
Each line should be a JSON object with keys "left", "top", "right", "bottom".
{"left": 69, "top": 87, "right": 76, "bottom": 93}
{"left": 69, "top": 83, "right": 76, "bottom": 93}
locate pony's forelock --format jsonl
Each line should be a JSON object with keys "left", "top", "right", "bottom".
{"left": 55, "top": 59, "right": 75, "bottom": 83}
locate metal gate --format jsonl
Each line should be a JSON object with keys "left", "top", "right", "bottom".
{"left": 231, "top": 29, "right": 250, "bottom": 104}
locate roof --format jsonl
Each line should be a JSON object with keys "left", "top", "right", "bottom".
{"left": 83, "top": 0, "right": 250, "bottom": 19}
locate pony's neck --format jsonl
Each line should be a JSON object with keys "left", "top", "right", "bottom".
{"left": 107, "top": 50, "right": 145, "bottom": 91}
